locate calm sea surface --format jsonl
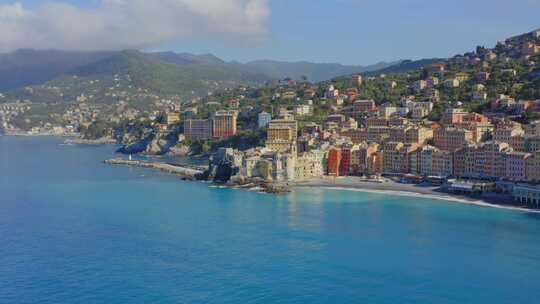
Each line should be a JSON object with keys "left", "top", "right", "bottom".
{"left": 2, "top": 136, "right": 540, "bottom": 303}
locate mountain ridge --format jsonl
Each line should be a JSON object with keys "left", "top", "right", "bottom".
{"left": 0, "top": 49, "right": 403, "bottom": 93}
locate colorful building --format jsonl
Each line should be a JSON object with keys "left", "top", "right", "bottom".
{"left": 212, "top": 110, "right": 238, "bottom": 139}
{"left": 504, "top": 152, "right": 531, "bottom": 181}
{"left": 327, "top": 147, "right": 342, "bottom": 177}
{"left": 434, "top": 127, "right": 475, "bottom": 151}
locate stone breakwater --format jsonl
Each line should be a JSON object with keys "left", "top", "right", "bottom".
{"left": 104, "top": 159, "right": 203, "bottom": 180}
{"left": 66, "top": 137, "right": 117, "bottom": 145}
{"left": 104, "top": 158, "right": 291, "bottom": 194}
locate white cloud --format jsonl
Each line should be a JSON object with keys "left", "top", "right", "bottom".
{"left": 0, "top": 0, "right": 270, "bottom": 52}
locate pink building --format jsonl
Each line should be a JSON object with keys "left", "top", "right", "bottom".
{"left": 505, "top": 152, "right": 531, "bottom": 182}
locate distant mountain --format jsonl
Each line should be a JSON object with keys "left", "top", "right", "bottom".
{"left": 71, "top": 50, "right": 270, "bottom": 95}
{"left": 2, "top": 50, "right": 273, "bottom": 104}
{"left": 0, "top": 49, "right": 400, "bottom": 94}
{"left": 244, "top": 60, "right": 399, "bottom": 82}
{"left": 152, "top": 53, "right": 399, "bottom": 82}
{"left": 0, "top": 49, "right": 116, "bottom": 91}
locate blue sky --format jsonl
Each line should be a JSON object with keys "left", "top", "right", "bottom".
{"left": 2, "top": 0, "right": 540, "bottom": 65}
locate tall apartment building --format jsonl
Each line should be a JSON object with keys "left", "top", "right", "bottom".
{"left": 266, "top": 127, "right": 294, "bottom": 153}
{"left": 184, "top": 119, "right": 213, "bottom": 141}
{"left": 268, "top": 119, "right": 298, "bottom": 140}
{"left": 266, "top": 119, "right": 298, "bottom": 153}
{"left": 212, "top": 110, "right": 237, "bottom": 139}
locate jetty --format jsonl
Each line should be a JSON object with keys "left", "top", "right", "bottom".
{"left": 65, "top": 137, "right": 117, "bottom": 145}
{"left": 104, "top": 159, "right": 203, "bottom": 180}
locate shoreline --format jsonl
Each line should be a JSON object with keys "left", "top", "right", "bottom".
{"left": 105, "top": 157, "right": 540, "bottom": 213}
{"left": 295, "top": 178, "right": 540, "bottom": 214}
{"left": 103, "top": 156, "right": 540, "bottom": 213}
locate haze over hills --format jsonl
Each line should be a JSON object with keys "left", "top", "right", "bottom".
{"left": 0, "top": 49, "right": 403, "bottom": 95}
{"left": 0, "top": 49, "right": 116, "bottom": 92}
{"left": 242, "top": 60, "right": 399, "bottom": 82}
{"left": 4, "top": 28, "right": 537, "bottom": 104}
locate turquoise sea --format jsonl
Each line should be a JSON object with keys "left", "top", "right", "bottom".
{"left": 2, "top": 136, "right": 540, "bottom": 303}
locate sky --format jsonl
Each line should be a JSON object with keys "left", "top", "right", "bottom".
{"left": 0, "top": 0, "right": 539, "bottom": 65}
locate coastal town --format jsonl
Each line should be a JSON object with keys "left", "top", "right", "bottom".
{"left": 5, "top": 1, "right": 540, "bottom": 302}
{"left": 3, "top": 28, "right": 540, "bottom": 208}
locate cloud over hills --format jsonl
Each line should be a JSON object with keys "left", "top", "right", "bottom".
{"left": 0, "top": 0, "right": 270, "bottom": 52}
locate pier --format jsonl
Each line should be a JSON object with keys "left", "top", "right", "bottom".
{"left": 104, "top": 159, "right": 204, "bottom": 180}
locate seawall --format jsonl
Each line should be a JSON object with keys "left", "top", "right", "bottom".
{"left": 104, "top": 159, "right": 203, "bottom": 180}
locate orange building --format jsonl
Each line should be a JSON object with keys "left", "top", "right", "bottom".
{"left": 346, "top": 88, "right": 359, "bottom": 101}
{"left": 327, "top": 148, "right": 342, "bottom": 177}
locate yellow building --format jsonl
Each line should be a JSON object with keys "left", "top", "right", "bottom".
{"left": 406, "top": 126, "right": 433, "bottom": 145}
{"left": 166, "top": 112, "right": 181, "bottom": 125}
{"left": 266, "top": 119, "right": 298, "bottom": 153}
{"left": 382, "top": 142, "right": 419, "bottom": 174}
{"left": 455, "top": 72, "right": 469, "bottom": 82}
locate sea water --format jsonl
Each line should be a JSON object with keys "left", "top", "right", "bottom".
{"left": 1, "top": 136, "right": 540, "bottom": 303}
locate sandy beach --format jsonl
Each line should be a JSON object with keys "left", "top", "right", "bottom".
{"left": 295, "top": 177, "right": 540, "bottom": 214}
{"left": 102, "top": 156, "right": 540, "bottom": 213}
